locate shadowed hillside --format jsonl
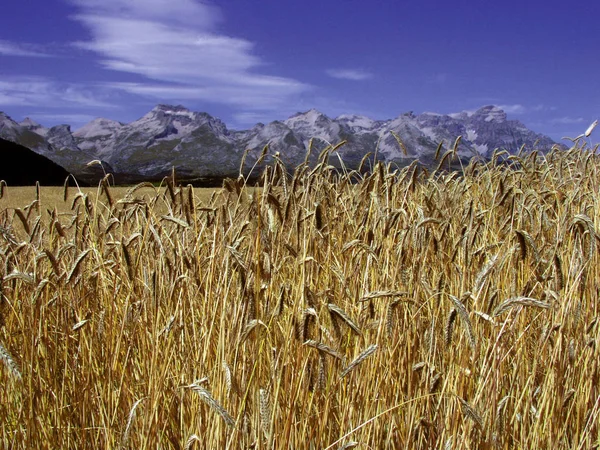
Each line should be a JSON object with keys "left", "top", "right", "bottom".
{"left": 0, "top": 137, "right": 70, "bottom": 185}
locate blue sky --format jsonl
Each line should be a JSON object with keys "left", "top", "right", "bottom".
{"left": 0, "top": 0, "right": 598, "bottom": 142}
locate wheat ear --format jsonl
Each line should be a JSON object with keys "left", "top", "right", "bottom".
{"left": 340, "top": 344, "right": 378, "bottom": 378}
{"left": 0, "top": 342, "right": 21, "bottom": 380}
{"left": 188, "top": 384, "right": 235, "bottom": 427}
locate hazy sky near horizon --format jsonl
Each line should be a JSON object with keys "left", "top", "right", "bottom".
{"left": 0, "top": 0, "right": 598, "bottom": 142}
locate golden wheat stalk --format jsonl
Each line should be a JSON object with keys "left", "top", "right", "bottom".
{"left": 473, "top": 253, "right": 501, "bottom": 296}
{"left": 0, "top": 342, "right": 21, "bottom": 381}
{"left": 492, "top": 297, "right": 550, "bottom": 317}
{"left": 303, "top": 340, "right": 344, "bottom": 361}
{"left": 445, "top": 308, "right": 457, "bottom": 348}
{"left": 340, "top": 344, "right": 377, "bottom": 378}
{"left": 359, "top": 291, "right": 408, "bottom": 302}
{"left": 72, "top": 319, "right": 89, "bottom": 332}
{"left": 562, "top": 388, "right": 576, "bottom": 409}
{"left": 385, "top": 299, "right": 401, "bottom": 339}
{"left": 66, "top": 249, "right": 91, "bottom": 284}
{"left": 327, "top": 303, "right": 361, "bottom": 336}
{"left": 553, "top": 254, "right": 564, "bottom": 291}
{"left": 121, "top": 397, "right": 145, "bottom": 448}
{"left": 495, "top": 395, "right": 510, "bottom": 433}
{"left": 458, "top": 397, "right": 484, "bottom": 429}
{"left": 259, "top": 388, "right": 271, "bottom": 440}
{"left": 161, "top": 214, "right": 190, "bottom": 228}
{"left": 447, "top": 294, "right": 476, "bottom": 349}
{"left": 14, "top": 209, "right": 30, "bottom": 235}
{"left": 184, "top": 434, "right": 201, "bottom": 450}
{"left": 239, "top": 319, "right": 267, "bottom": 343}
{"left": 188, "top": 384, "right": 235, "bottom": 427}
{"left": 390, "top": 131, "right": 408, "bottom": 156}
{"left": 0, "top": 224, "right": 18, "bottom": 245}
{"left": 4, "top": 271, "right": 35, "bottom": 285}
{"left": 301, "top": 307, "right": 318, "bottom": 341}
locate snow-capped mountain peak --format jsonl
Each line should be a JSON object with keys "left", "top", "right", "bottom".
{"left": 152, "top": 104, "right": 197, "bottom": 120}
{"left": 336, "top": 114, "right": 378, "bottom": 131}
{"left": 284, "top": 109, "right": 328, "bottom": 126}
{"left": 284, "top": 109, "right": 340, "bottom": 142}
{"left": 473, "top": 105, "right": 507, "bottom": 123}
{"left": 130, "top": 104, "right": 228, "bottom": 138}
{"left": 73, "top": 118, "right": 123, "bottom": 138}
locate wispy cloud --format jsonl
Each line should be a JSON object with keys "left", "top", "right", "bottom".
{"left": 493, "top": 103, "right": 557, "bottom": 115}
{"left": 550, "top": 116, "right": 585, "bottom": 124}
{"left": 325, "top": 69, "right": 373, "bottom": 81}
{"left": 231, "top": 111, "right": 277, "bottom": 126}
{"left": 0, "top": 40, "right": 52, "bottom": 58}
{"left": 29, "top": 113, "right": 99, "bottom": 126}
{"left": 497, "top": 104, "right": 526, "bottom": 114}
{"left": 68, "top": 0, "right": 309, "bottom": 111}
{"left": 0, "top": 78, "right": 116, "bottom": 108}
{"left": 531, "top": 104, "right": 557, "bottom": 112}
{"left": 105, "top": 77, "right": 306, "bottom": 111}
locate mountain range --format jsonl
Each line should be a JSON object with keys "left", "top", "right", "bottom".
{"left": 0, "top": 104, "right": 560, "bottom": 184}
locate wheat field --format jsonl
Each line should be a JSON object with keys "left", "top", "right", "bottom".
{"left": 1, "top": 146, "right": 599, "bottom": 449}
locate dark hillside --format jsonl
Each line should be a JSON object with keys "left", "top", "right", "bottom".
{"left": 0, "top": 137, "right": 71, "bottom": 185}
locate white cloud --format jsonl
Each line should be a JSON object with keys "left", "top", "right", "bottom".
{"left": 106, "top": 79, "right": 306, "bottom": 111}
{"left": 0, "top": 78, "right": 115, "bottom": 108}
{"left": 494, "top": 104, "right": 557, "bottom": 115}
{"left": 29, "top": 113, "right": 98, "bottom": 125}
{"left": 531, "top": 104, "right": 557, "bottom": 112}
{"left": 231, "top": 111, "right": 278, "bottom": 126}
{"left": 325, "top": 69, "right": 373, "bottom": 81}
{"left": 68, "top": 0, "right": 309, "bottom": 112}
{"left": 70, "top": 0, "right": 222, "bottom": 29}
{"left": 497, "top": 104, "right": 526, "bottom": 114}
{"left": 448, "top": 109, "right": 475, "bottom": 118}
{"left": 0, "top": 92, "right": 31, "bottom": 106}
{"left": 0, "top": 40, "right": 52, "bottom": 58}
{"left": 550, "top": 116, "right": 585, "bottom": 124}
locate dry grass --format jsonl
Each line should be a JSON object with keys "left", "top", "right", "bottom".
{"left": 1, "top": 145, "right": 600, "bottom": 449}
{"left": 0, "top": 185, "right": 216, "bottom": 213}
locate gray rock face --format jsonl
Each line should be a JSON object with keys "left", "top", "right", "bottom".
{"left": 70, "top": 105, "right": 238, "bottom": 180}
{"left": 2, "top": 112, "right": 55, "bottom": 157}
{"left": 0, "top": 104, "right": 561, "bottom": 184}
{"left": 19, "top": 117, "right": 48, "bottom": 137}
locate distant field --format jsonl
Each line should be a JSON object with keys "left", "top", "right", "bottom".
{"left": 0, "top": 184, "right": 218, "bottom": 213}
{"left": 1, "top": 148, "right": 600, "bottom": 449}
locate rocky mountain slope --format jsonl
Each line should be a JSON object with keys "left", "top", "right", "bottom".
{"left": 0, "top": 104, "right": 559, "bottom": 184}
